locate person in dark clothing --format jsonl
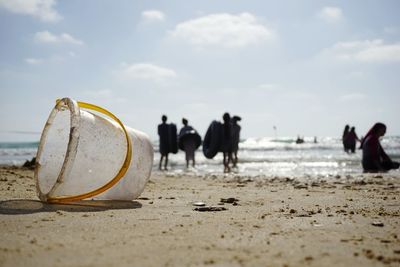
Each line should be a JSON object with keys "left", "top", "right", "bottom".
{"left": 158, "top": 115, "right": 169, "bottom": 170}
{"left": 179, "top": 118, "right": 197, "bottom": 168}
{"left": 221, "top": 113, "right": 233, "bottom": 173}
{"left": 295, "top": 136, "right": 304, "bottom": 144}
{"left": 231, "top": 116, "right": 241, "bottom": 168}
{"left": 361, "top": 122, "right": 399, "bottom": 172}
{"left": 347, "top": 126, "right": 360, "bottom": 153}
{"left": 342, "top": 125, "right": 350, "bottom": 153}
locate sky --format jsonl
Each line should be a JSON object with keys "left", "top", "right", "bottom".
{"left": 0, "top": 0, "right": 399, "bottom": 142}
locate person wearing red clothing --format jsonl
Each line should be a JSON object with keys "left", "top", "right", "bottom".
{"left": 361, "top": 123, "right": 399, "bottom": 172}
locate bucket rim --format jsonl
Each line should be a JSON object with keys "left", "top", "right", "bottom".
{"left": 34, "top": 98, "right": 134, "bottom": 203}
{"left": 34, "top": 97, "right": 80, "bottom": 201}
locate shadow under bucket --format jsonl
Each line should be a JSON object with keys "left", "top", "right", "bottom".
{"left": 34, "top": 98, "right": 154, "bottom": 203}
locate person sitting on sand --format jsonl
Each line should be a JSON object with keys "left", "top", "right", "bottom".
{"left": 179, "top": 118, "right": 197, "bottom": 168}
{"left": 347, "top": 126, "right": 361, "bottom": 153}
{"left": 158, "top": 115, "right": 169, "bottom": 170}
{"left": 231, "top": 116, "right": 241, "bottom": 168}
{"left": 360, "top": 122, "right": 400, "bottom": 172}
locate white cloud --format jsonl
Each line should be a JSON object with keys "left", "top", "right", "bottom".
{"left": 258, "top": 83, "right": 280, "bottom": 91}
{"left": 84, "top": 89, "right": 113, "bottom": 98}
{"left": 340, "top": 93, "right": 366, "bottom": 102}
{"left": 141, "top": 10, "right": 165, "bottom": 22}
{"left": 323, "top": 39, "right": 400, "bottom": 63}
{"left": 24, "top": 51, "right": 78, "bottom": 65}
{"left": 348, "top": 71, "right": 364, "bottom": 78}
{"left": 34, "top": 31, "right": 84, "bottom": 45}
{"left": 118, "top": 63, "right": 177, "bottom": 82}
{"left": 0, "top": 0, "right": 61, "bottom": 22}
{"left": 384, "top": 26, "right": 398, "bottom": 35}
{"left": 317, "top": 6, "right": 343, "bottom": 23}
{"left": 25, "top": 58, "right": 42, "bottom": 64}
{"left": 81, "top": 89, "right": 127, "bottom": 104}
{"left": 281, "top": 91, "right": 318, "bottom": 101}
{"left": 170, "top": 12, "right": 275, "bottom": 48}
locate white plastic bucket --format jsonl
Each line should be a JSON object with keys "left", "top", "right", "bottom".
{"left": 34, "top": 98, "right": 154, "bottom": 203}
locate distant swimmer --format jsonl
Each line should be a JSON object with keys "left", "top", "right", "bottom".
{"left": 360, "top": 122, "right": 399, "bottom": 173}
{"left": 296, "top": 136, "right": 304, "bottom": 144}
{"left": 178, "top": 118, "right": 201, "bottom": 168}
{"left": 157, "top": 115, "right": 177, "bottom": 171}
{"left": 231, "top": 116, "right": 242, "bottom": 168}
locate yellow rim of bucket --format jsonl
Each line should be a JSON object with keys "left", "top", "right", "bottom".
{"left": 46, "top": 100, "right": 132, "bottom": 203}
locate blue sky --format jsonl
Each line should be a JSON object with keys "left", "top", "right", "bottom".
{"left": 0, "top": 0, "right": 399, "bottom": 142}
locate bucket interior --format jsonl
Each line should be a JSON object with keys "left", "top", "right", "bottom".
{"left": 36, "top": 106, "right": 71, "bottom": 196}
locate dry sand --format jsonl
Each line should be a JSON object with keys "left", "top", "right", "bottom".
{"left": 0, "top": 166, "right": 399, "bottom": 267}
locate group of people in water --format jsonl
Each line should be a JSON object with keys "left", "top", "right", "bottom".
{"left": 158, "top": 118, "right": 399, "bottom": 174}
{"left": 342, "top": 123, "right": 399, "bottom": 173}
{"left": 342, "top": 125, "right": 361, "bottom": 153}
{"left": 158, "top": 113, "right": 241, "bottom": 173}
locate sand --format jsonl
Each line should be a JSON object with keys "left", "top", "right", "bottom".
{"left": 0, "top": 166, "right": 399, "bottom": 267}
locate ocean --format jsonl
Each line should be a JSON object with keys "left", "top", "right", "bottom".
{"left": 2, "top": 136, "right": 399, "bottom": 178}
{"left": 0, "top": 141, "right": 39, "bottom": 166}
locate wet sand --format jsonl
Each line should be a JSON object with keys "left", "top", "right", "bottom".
{"left": 0, "top": 166, "right": 399, "bottom": 267}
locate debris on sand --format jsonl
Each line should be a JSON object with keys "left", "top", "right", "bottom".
{"left": 220, "top": 198, "right": 239, "bottom": 205}
{"left": 22, "top": 157, "right": 36, "bottom": 169}
{"left": 194, "top": 206, "right": 227, "bottom": 212}
{"left": 192, "top": 201, "right": 206, "bottom": 207}
{"left": 371, "top": 221, "right": 384, "bottom": 227}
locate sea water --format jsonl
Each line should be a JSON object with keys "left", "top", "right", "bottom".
{"left": 154, "top": 136, "right": 400, "bottom": 177}
{"left": 2, "top": 137, "right": 400, "bottom": 177}
{"left": 0, "top": 142, "right": 39, "bottom": 166}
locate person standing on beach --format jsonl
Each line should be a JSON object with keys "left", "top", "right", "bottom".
{"left": 231, "top": 116, "right": 241, "bottom": 168}
{"left": 347, "top": 126, "right": 360, "bottom": 153}
{"left": 342, "top": 125, "right": 350, "bottom": 153}
{"left": 360, "top": 122, "right": 400, "bottom": 172}
{"left": 158, "top": 115, "right": 170, "bottom": 170}
{"left": 179, "top": 118, "right": 197, "bottom": 168}
{"left": 221, "top": 113, "right": 233, "bottom": 173}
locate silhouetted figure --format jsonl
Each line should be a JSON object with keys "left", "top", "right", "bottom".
{"left": 347, "top": 127, "right": 360, "bottom": 153}
{"left": 231, "top": 116, "right": 241, "bottom": 168}
{"left": 360, "top": 122, "right": 399, "bottom": 172}
{"left": 158, "top": 115, "right": 169, "bottom": 170}
{"left": 179, "top": 118, "right": 197, "bottom": 168}
{"left": 221, "top": 113, "right": 233, "bottom": 173}
{"left": 342, "top": 125, "right": 350, "bottom": 153}
{"left": 313, "top": 136, "right": 318, "bottom": 144}
{"left": 296, "top": 136, "right": 304, "bottom": 144}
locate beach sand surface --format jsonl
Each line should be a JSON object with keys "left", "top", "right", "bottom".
{"left": 0, "top": 166, "right": 399, "bottom": 266}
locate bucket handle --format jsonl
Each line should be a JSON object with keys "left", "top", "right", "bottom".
{"left": 47, "top": 100, "right": 132, "bottom": 203}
